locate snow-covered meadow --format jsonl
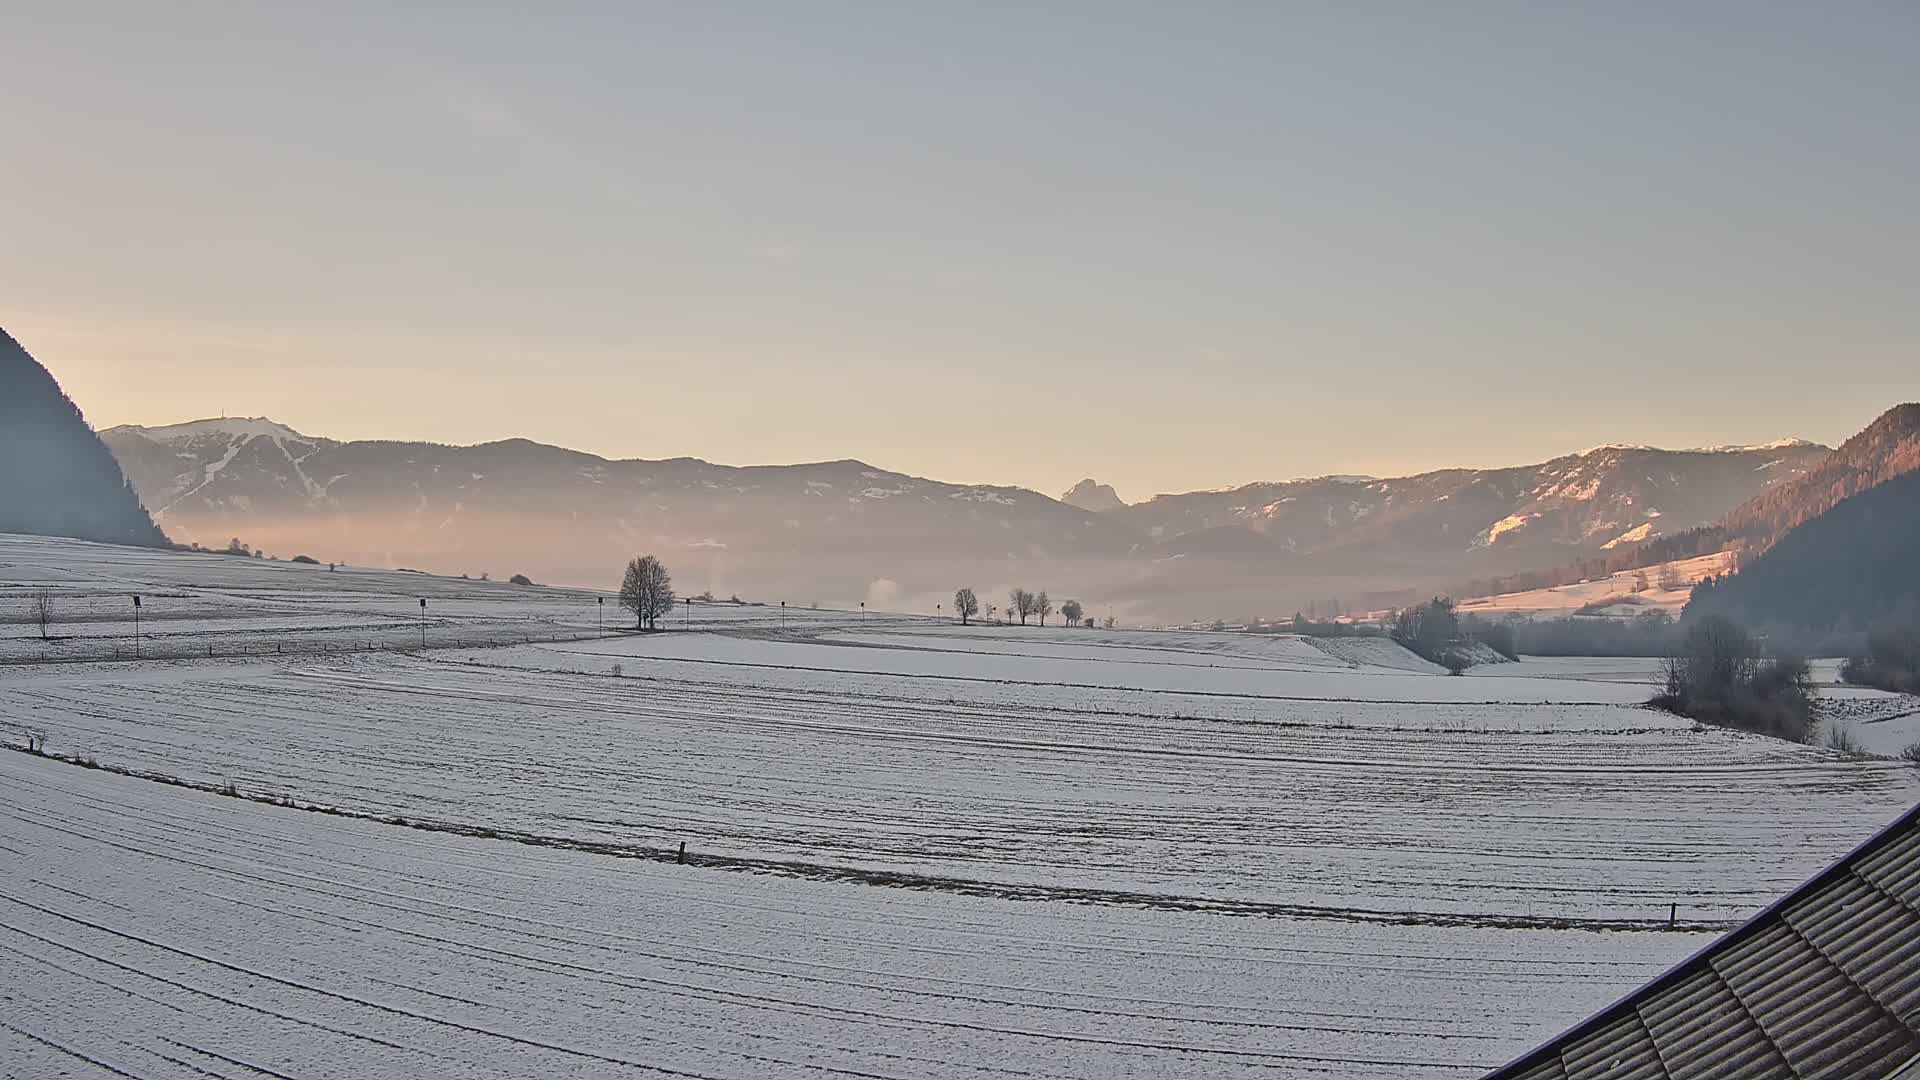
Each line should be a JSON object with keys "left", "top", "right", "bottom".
{"left": 4, "top": 533, "right": 1918, "bottom": 1078}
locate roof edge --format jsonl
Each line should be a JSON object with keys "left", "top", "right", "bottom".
{"left": 1482, "top": 798, "right": 1920, "bottom": 1078}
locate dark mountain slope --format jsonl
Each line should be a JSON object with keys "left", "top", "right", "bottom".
{"left": 1610, "top": 403, "right": 1920, "bottom": 572}
{"left": 1685, "top": 467, "right": 1920, "bottom": 633}
{"left": 0, "top": 328, "right": 166, "bottom": 547}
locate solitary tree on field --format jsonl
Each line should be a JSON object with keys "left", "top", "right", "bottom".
{"left": 1035, "top": 591, "right": 1053, "bottom": 626}
{"left": 1009, "top": 588, "right": 1032, "bottom": 625}
{"left": 953, "top": 588, "right": 980, "bottom": 625}
{"left": 1060, "top": 599, "right": 1083, "bottom": 626}
{"left": 32, "top": 589, "right": 52, "bottom": 641}
{"left": 619, "top": 555, "right": 675, "bottom": 630}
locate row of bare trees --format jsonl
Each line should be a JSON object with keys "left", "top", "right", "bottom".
{"left": 951, "top": 587, "right": 1091, "bottom": 627}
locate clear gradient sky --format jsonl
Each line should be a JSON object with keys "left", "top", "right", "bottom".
{"left": 3, "top": 3, "right": 1916, "bottom": 499}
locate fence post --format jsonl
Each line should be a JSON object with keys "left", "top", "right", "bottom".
{"left": 1669, "top": 903, "right": 1677, "bottom": 928}
{"left": 677, "top": 841, "right": 686, "bottom": 865}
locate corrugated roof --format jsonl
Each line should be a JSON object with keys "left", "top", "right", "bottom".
{"left": 1486, "top": 802, "right": 1920, "bottom": 1080}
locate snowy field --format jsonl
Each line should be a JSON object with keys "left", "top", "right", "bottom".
{"left": 0, "top": 751, "right": 1691, "bottom": 1080}
{"left": 1455, "top": 551, "right": 1734, "bottom": 619}
{"left": 4, "top": 533, "right": 1919, "bottom": 1078}
{"left": 0, "top": 533, "right": 866, "bottom": 662}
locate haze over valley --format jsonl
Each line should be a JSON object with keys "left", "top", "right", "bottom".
{"left": 6, "top": 6, "right": 1920, "bottom": 1078}
{"left": 97, "top": 407, "right": 1847, "bottom": 624}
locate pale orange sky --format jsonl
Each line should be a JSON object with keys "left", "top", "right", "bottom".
{"left": 5, "top": 5, "right": 1916, "bottom": 499}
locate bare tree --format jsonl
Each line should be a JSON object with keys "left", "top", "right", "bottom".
{"left": 953, "top": 588, "right": 980, "bottom": 625}
{"left": 32, "top": 589, "right": 52, "bottom": 641}
{"left": 1009, "top": 588, "right": 1032, "bottom": 625}
{"left": 1035, "top": 591, "right": 1053, "bottom": 626}
{"left": 1060, "top": 599, "right": 1084, "bottom": 626}
{"left": 619, "top": 555, "right": 675, "bottom": 630}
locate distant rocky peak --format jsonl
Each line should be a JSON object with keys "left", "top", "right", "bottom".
{"left": 1061, "top": 478, "right": 1125, "bottom": 513}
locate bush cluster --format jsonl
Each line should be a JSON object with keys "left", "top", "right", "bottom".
{"left": 1841, "top": 616, "right": 1920, "bottom": 693}
{"left": 1649, "top": 616, "right": 1813, "bottom": 741}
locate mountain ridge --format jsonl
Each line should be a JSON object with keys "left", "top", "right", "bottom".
{"left": 100, "top": 413, "right": 1848, "bottom": 620}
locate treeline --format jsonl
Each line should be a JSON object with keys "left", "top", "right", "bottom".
{"left": 1507, "top": 611, "right": 1685, "bottom": 657}
{"left": 1841, "top": 617, "right": 1920, "bottom": 694}
{"left": 952, "top": 587, "right": 1100, "bottom": 627}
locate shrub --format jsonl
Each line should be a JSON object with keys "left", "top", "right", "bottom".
{"left": 1439, "top": 651, "right": 1472, "bottom": 676}
{"left": 1650, "top": 617, "right": 1813, "bottom": 741}
{"left": 290, "top": 554, "right": 320, "bottom": 565}
{"left": 1821, "top": 721, "right": 1864, "bottom": 755}
{"left": 509, "top": 574, "right": 534, "bottom": 586}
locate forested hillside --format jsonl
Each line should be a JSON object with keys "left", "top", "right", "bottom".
{"left": 0, "top": 328, "right": 167, "bottom": 547}
{"left": 1685, "top": 468, "right": 1920, "bottom": 634}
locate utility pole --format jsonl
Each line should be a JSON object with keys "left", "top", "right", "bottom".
{"left": 132, "top": 594, "right": 141, "bottom": 658}
{"left": 419, "top": 598, "right": 427, "bottom": 648}
{"left": 685, "top": 596, "right": 692, "bottom": 629}
{"left": 598, "top": 596, "right": 604, "bottom": 633}
{"left": 780, "top": 600, "right": 786, "bottom": 629}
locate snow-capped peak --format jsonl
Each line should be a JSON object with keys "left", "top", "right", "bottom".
{"left": 1683, "top": 438, "right": 1818, "bottom": 453}
{"left": 1577, "top": 438, "right": 1817, "bottom": 457}
{"left": 123, "top": 417, "right": 310, "bottom": 443}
